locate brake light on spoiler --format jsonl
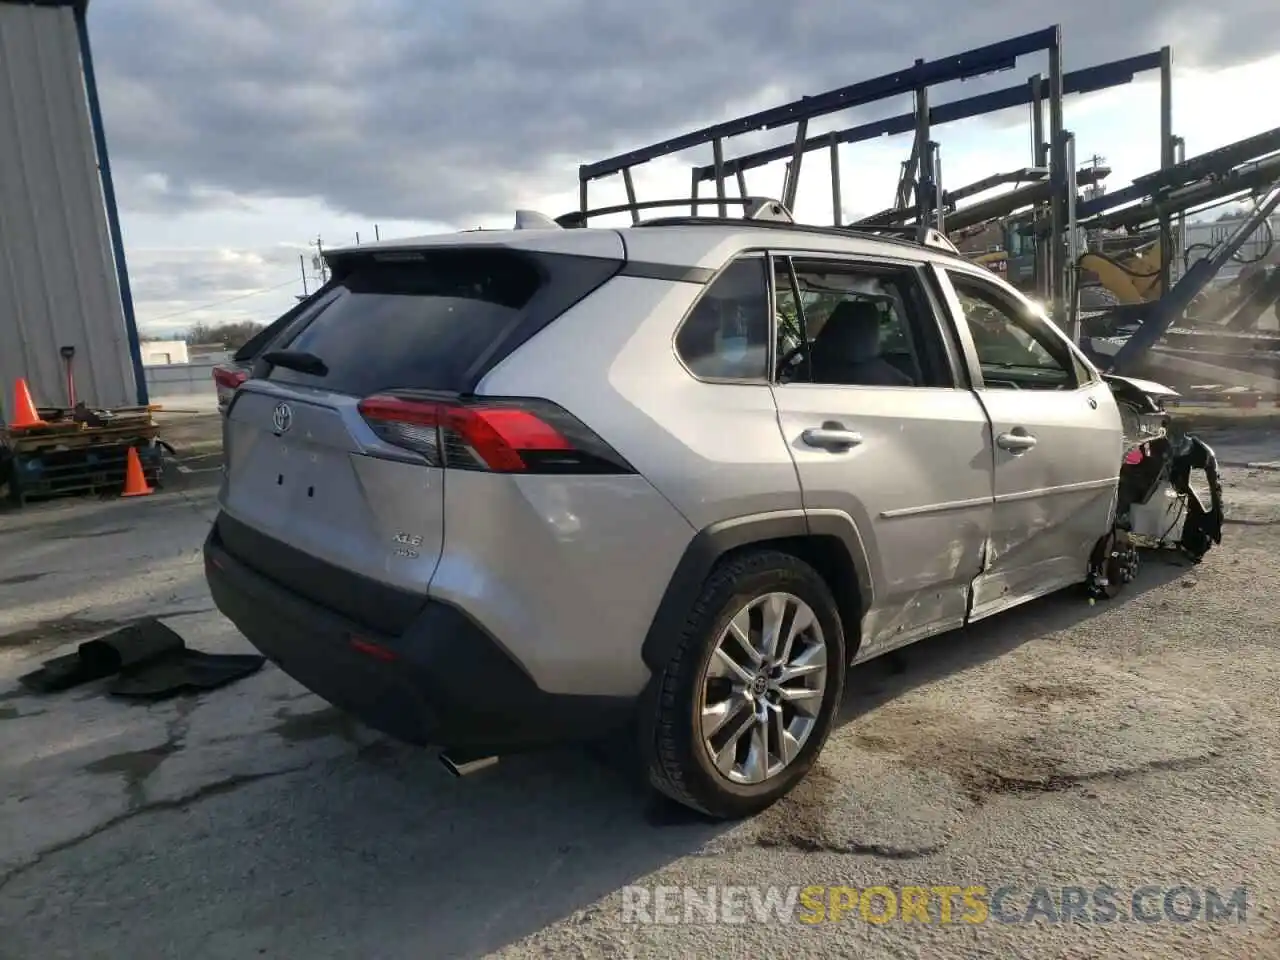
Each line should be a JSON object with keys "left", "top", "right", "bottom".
{"left": 357, "top": 395, "right": 635, "bottom": 475}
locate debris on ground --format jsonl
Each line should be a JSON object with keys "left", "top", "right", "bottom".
{"left": 18, "top": 616, "right": 263, "bottom": 700}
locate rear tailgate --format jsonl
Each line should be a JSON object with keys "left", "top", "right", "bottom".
{"left": 218, "top": 241, "right": 622, "bottom": 633}
{"left": 223, "top": 379, "right": 446, "bottom": 573}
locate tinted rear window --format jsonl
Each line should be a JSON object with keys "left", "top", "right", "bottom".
{"left": 235, "top": 284, "right": 333, "bottom": 362}
{"left": 267, "top": 249, "right": 545, "bottom": 395}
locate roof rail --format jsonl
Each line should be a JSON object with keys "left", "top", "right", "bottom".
{"left": 628, "top": 216, "right": 964, "bottom": 256}
{"left": 548, "top": 184, "right": 965, "bottom": 257}
{"left": 555, "top": 196, "right": 792, "bottom": 228}
{"left": 854, "top": 224, "right": 961, "bottom": 254}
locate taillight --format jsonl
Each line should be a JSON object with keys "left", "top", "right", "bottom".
{"left": 356, "top": 394, "right": 634, "bottom": 475}
{"left": 213, "top": 366, "right": 248, "bottom": 390}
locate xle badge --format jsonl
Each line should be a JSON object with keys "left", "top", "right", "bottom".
{"left": 393, "top": 532, "right": 422, "bottom": 559}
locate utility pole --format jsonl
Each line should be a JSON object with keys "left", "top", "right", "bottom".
{"left": 299, "top": 253, "right": 309, "bottom": 296}
{"left": 310, "top": 235, "right": 328, "bottom": 286}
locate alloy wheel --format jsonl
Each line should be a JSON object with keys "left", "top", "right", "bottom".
{"left": 697, "top": 591, "right": 828, "bottom": 785}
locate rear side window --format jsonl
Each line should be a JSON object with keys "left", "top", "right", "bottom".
{"left": 267, "top": 249, "right": 545, "bottom": 396}
{"left": 674, "top": 257, "right": 771, "bottom": 382}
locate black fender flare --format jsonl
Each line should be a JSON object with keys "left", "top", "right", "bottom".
{"left": 640, "top": 508, "right": 875, "bottom": 672}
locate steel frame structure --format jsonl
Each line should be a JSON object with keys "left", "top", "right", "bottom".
{"left": 575, "top": 28, "right": 1181, "bottom": 335}
{"left": 1076, "top": 127, "right": 1280, "bottom": 227}
{"left": 1102, "top": 183, "right": 1280, "bottom": 374}
{"left": 578, "top": 26, "right": 1069, "bottom": 230}
{"left": 573, "top": 27, "right": 1280, "bottom": 367}
{"left": 850, "top": 50, "right": 1169, "bottom": 319}
{"left": 689, "top": 51, "right": 1164, "bottom": 196}
{"left": 1070, "top": 127, "right": 1280, "bottom": 372}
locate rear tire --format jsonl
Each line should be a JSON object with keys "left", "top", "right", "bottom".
{"left": 640, "top": 549, "right": 846, "bottom": 820}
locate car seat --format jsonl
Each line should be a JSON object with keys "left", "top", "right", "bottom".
{"left": 807, "top": 300, "right": 913, "bottom": 386}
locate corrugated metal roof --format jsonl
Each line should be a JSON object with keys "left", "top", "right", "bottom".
{"left": 0, "top": 1, "right": 136, "bottom": 417}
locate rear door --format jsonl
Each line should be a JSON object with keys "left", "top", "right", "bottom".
{"left": 769, "top": 252, "right": 994, "bottom": 661}
{"left": 219, "top": 245, "right": 611, "bottom": 608}
{"left": 931, "top": 265, "right": 1122, "bottom": 619}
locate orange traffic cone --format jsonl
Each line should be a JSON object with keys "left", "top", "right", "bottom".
{"left": 120, "top": 446, "right": 153, "bottom": 497}
{"left": 9, "top": 378, "right": 46, "bottom": 429}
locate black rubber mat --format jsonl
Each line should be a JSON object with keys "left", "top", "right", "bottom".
{"left": 110, "top": 650, "right": 264, "bottom": 700}
{"left": 19, "top": 618, "right": 185, "bottom": 693}
{"left": 18, "top": 649, "right": 107, "bottom": 693}
{"left": 18, "top": 616, "right": 264, "bottom": 701}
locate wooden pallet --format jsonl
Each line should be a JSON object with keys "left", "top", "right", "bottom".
{"left": 1, "top": 405, "right": 164, "bottom": 506}
{"left": 5, "top": 442, "right": 164, "bottom": 506}
{"left": 4, "top": 406, "right": 159, "bottom": 453}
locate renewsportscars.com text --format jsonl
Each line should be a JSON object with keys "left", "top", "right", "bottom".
{"left": 620, "top": 883, "right": 1249, "bottom": 925}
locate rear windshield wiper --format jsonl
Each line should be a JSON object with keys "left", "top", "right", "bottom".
{"left": 261, "top": 349, "right": 329, "bottom": 377}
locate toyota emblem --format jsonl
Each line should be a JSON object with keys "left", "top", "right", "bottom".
{"left": 272, "top": 402, "right": 293, "bottom": 434}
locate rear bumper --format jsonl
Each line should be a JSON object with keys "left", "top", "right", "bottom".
{"left": 203, "top": 525, "right": 635, "bottom": 750}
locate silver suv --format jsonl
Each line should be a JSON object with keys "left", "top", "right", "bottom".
{"left": 204, "top": 214, "right": 1146, "bottom": 819}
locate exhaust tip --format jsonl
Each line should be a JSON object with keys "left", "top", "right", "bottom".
{"left": 439, "top": 750, "right": 499, "bottom": 778}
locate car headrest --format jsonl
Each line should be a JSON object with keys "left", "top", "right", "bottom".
{"left": 813, "top": 300, "right": 883, "bottom": 362}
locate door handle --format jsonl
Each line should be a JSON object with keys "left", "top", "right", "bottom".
{"left": 801, "top": 424, "right": 864, "bottom": 451}
{"left": 996, "top": 429, "right": 1038, "bottom": 453}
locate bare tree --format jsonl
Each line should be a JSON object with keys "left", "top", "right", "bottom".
{"left": 185, "top": 320, "right": 267, "bottom": 350}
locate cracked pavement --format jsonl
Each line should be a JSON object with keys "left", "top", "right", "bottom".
{"left": 1, "top": 426, "right": 1278, "bottom": 959}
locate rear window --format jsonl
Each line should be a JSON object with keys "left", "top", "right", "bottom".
{"left": 234, "top": 285, "right": 333, "bottom": 363}
{"left": 267, "top": 249, "right": 545, "bottom": 396}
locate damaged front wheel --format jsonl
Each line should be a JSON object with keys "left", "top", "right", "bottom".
{"left": 1085, "top": 529, "right": 1140, "bottom": 600}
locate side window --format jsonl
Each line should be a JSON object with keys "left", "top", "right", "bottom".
{"left": 675, "top": 258, "right": 771, "bottom": 381}
{"left": 945, "top": 271, "right": 1076, "bottom": 390}
{"left": 775, "top": 259, "right": 950, "bottom": 388}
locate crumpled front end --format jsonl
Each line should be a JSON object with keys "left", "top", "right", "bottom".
{"left": 1109, "top": 432, "right": 1224, "bottom": 566}
{"left": 1086, "top": 374, "right": 1225, "bottom": 598}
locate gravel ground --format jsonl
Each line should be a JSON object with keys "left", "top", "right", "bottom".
{"left": 0, "top": 427, "right": 1276, "bottom": 959}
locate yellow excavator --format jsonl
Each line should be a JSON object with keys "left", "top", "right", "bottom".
{"left": 1077, "top": 237, "right": 1164, "bottom": 304}
{"left": 958, "top": 219, "right": 1166, "bottom": 305}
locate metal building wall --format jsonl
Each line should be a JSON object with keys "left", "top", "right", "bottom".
{"left": 0, "top": 0, "right": 137, "bottom": 415}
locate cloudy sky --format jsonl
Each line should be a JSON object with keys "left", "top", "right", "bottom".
{"left": 87, "top": 0, "right": 1280, "bottom": 337}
